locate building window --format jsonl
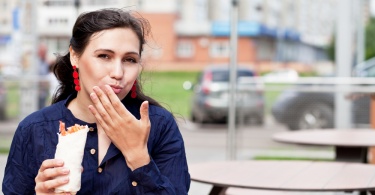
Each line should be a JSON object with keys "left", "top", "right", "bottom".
{"left": 176, "top": 41, "right": 194, "bottom": 58}
{"left": 256, "top": 38, "right": 273, "bottom": 61}
{"left": 48, "top": 17, "right": 69, "bottom": 25}
{"left": 242, "top": 0, "right": 262, "bottom": 22}
{"left": 43, "top": 0, "right": 72, "bottom": 6}
{"left": 209, "top": 41, "right": 229, "bottom": 58}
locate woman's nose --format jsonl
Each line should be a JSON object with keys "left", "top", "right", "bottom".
{"left": 110, "top": 61, "right": 124, "bottom": 79}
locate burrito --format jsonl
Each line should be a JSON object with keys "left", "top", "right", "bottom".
{"left": 54, "top": 121, "right": 89, "bottom": 194}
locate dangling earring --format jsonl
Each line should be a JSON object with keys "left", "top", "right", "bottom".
{"left": 131, "top": 80, "right": 137, "bottom": 98}
{"left": 73, "top": 65, "right": 80, "bottom": 91}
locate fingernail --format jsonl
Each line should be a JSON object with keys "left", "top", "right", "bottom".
{"left": 62, "top": 168, "right": 70, "bottom": 174}
{"left": 56, "top": 159, "right": 64, "bottom": 166}
{"left": 60, "top": 177, "right": 69, "bottom": 183}
{"left": 90, "top": 93, "right": 96, "bottom": 99}
{"left": 93, "top": 86, "right": 99, "bottom": 92}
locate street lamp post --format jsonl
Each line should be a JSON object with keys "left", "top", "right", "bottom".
{"left": 227, "top": 0, "right": 238, "bottom": 160}
{"left": 356, "top": 0, "right": 365, "bottom": 66}
{"left": 335, "top": 0, "right": 353, "bottom": 129}
{"left": 19, "top": 0, "right": 39, "bottom": 119}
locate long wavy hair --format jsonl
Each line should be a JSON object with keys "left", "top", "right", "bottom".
{"left": 51, "top": 8, "right": 162, "bottom": 108}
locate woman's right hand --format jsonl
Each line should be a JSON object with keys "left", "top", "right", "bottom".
{"left": 35, "top": 159, "right": 70, "bottom": 194}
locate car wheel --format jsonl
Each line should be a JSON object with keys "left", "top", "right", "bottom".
{"left": 191, "top": 111, "right": 206, "bottom": 124}
{"left": 191, "top": 112, "right": 197, "bottom": 123}
{"left": 288, "top": 103, "right": 334, "bottom": 130}
{"left": 242, "top": 115, "right": 263, "bottom": 125}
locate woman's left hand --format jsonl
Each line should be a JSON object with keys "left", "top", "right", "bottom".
{"left": 88, "top": 85, "right": 151, "bottom": 170}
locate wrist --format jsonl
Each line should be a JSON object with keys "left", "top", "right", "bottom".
{"left": 124, "top": 150, "right": 150, "bottom": 170}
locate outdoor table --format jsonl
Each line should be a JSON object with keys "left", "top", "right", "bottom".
{"left": 272, "top": 129, "right": 375, "bottom": 163}
{"left": 189, "top": 160, "right": 375, "bottom": 195}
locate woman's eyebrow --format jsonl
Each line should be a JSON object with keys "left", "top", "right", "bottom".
{"left": 94, "top": 49, "right": 140, "bottom": 57}
{"left": 94, "top": 49, "right": 115, "bottom": 54}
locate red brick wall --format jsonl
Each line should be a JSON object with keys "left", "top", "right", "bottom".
{"left": 141, "top": 12, "right": 177, "bottom": 63}
{"left": 138, "top": 13, "right": 309, "bottom": 73}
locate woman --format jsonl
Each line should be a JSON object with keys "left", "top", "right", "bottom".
{"left": 2, "top": 8, "right": 190, "bottom": 194}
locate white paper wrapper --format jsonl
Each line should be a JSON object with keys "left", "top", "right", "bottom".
{"left": 54, "top": 125, "right": 89, "bottom": 194}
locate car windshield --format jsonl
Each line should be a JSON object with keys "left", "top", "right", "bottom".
{"left": 211, "top": 70, "right": 254, "bottom": 82}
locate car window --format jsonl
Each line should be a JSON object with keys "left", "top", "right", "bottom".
{"left": 211, "top": 70, "right": 254, "bottom": 82}
{"left": 352, "top": 57, "right": 375, "bottom": 77}
{"left": 366, "top": 65, "right": 375, "bottom": 77}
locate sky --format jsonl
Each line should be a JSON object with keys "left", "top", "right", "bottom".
{"left": 372, "top": 0, "right": 375, "bottom": 16}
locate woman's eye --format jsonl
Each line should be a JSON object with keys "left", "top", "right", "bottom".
{"left": 124, "top": 58, "right": 137, "bottom": 63}
{"left": 98, "top": 54, "right": 109, "bottom": 59}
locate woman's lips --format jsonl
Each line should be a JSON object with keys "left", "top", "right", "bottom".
{"left": 111, "top": 87, "right": 122, "bottom": 94}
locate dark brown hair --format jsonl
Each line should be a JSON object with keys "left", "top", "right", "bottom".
{"left": 52, "top": 8, "right": 162, "bottom": 107}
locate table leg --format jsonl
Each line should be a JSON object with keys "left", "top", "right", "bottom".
{"left": 209, "top": 186, "right": 227, "bottom": 195}
{"left": 336, "top": 147, "right": 368, "bottom": 195}
{"left": 335, "top": 147, "right": 368, "bottom": 163}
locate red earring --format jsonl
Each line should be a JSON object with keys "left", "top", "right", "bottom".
{"left": 131, "top": 80, "right": 137, "bottom": 98}
{"left": 73, "top": 65, "right": 80, "bottom": 91}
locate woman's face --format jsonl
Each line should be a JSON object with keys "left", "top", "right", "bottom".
{"left": 71, "top": 28, "right": 141, "bottom": 101}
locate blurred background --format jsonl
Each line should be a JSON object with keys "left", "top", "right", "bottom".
{"left": 0, "top": 0, "right": 375, "bottom": 194}
{"left": 0, "top": 0, "right": 374, "bottom": 128}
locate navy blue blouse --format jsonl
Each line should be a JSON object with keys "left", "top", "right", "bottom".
{"left": 2, "top": 95, "right": 190, "bottom": 194}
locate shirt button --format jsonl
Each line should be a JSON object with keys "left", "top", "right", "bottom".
{"left": 90, "top": 149, "right": 96, "bottom": 155}
{"left": 132, "top": 181, "right": 137, "bottom": 186}
{"left": 89, "top": 127, "right": 94, "bottom": 132}
{"left": 98, "top": 167, "right": 103, "bottom": 173}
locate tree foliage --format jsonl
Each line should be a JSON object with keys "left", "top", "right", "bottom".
{"left": 327, "top": 17, "right": 375, "bottom": 61}
{"left": 365, "top": 17, "right": 375, "bottom": 60}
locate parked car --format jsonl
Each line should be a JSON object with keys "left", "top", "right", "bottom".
{"left": 271, "top": 85, "right": 371, "bottom": 130}
{"left": 271, "top": 58, "right": 375, "bottom": 130}
{"left": 189, "top": 65, "right": 264, "bottom": 124}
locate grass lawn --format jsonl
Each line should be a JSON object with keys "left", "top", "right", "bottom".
{"left": 4, "top": 71, "right": 201, "bottom": 120}
{"left": 5, "top": 71, "right": 285, "bottom": 119}
{"left": 140, "top": 71, "right": 286, "bottom": 118}
{"left": 141, "top": 71, "right": 199, "bottom": 119}
{"left": 5, "top": 82, "right": 20, "bottom": 119}
{"left": 253, "top": 155, "right": 332, "bottom": 161}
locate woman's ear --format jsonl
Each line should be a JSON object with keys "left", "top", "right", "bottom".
{"left": 69, "top": 46, "right": 79, "bottom": 68}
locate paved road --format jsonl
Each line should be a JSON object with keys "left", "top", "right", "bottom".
{"left": 0, "top": 118, "right": 356, "bottom": 194}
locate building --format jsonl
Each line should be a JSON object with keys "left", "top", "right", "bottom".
{"left": 0, "top": 0, "right": 371, "bottom": 73}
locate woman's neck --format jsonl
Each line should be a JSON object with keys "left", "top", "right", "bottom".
{"left": 67, "top": 93, "right": 96, "bottom": 123}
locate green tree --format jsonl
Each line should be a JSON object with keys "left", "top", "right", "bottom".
{"left": 365, "top": 17, "right": 375, "bottom": 60}
{"left": 326, "top": 35, "right": 335, "bottom": 61}
{"left": 327, "top": 17, "right": 375, "bottom": 61}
